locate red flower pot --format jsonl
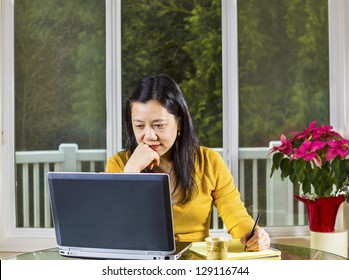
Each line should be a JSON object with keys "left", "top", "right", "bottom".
{"left": 294, "top": 195, "right": 345, "bottom": 232}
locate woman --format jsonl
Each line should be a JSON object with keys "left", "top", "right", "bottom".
{"left": 106, "top": 73, "right": 270, "bottom": 251}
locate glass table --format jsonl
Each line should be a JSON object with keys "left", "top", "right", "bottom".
{"left": 8, "top": 243, "right": 347, "bottom": 260}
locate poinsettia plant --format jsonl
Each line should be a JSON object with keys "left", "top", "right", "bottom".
{"left": 270, "top": 121, "right": 349, "bottom": 202}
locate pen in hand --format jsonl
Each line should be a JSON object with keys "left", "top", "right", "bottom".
{"left": 244, "top": 212, "right": 261, "bottom": 251}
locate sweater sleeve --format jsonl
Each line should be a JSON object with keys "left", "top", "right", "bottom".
{"left": 105, "top": 150, "right": 129, "bottom": 173}
{"left": 207, "top": 149, "right": 255, "bottom": 239}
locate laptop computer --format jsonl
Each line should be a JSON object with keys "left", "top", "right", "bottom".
{"left": 47, "top": 172, "right": 191, "bottom": 260}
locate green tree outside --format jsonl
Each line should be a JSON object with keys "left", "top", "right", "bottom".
{"left": 15, "top": 0, "right": 329, "bottom": 150}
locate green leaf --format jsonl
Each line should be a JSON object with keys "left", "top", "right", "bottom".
{"left": 331, "top": 158, "right": 348, "bottom": 188}
{"left": 294, "top": 159, "right": 306, "bottom": 180}
{"left": 280, "top": 158, "right": 291, "bottom": 177}
{"left": 289, "top": 172, "right": 298, "bottom": 185}
{"left": 302, "top": 177, "right": 311, "bottom": 194}
{"left": 270, "top": 166, "right": 276, "bottom": 178}
{"left": 307, "top": 167, "right": 317, "bottom": 183}
{"left": 323, "top": 187, "right": 333, "bottom": 197}
{"left": 272, "top": 152, "right": 285, "bottom": 169}
{"left": 331, "top": 157, "right": 340, "bottom": 174}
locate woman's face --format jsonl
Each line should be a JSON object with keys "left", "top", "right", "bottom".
{"left": 131, "top": 100, "right": 180, "bottom": 158}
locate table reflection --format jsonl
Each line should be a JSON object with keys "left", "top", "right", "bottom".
{"left": 8, "top": 243, "right": 347, "bottom": 260}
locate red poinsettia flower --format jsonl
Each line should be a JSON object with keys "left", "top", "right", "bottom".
{"left": 291, "top": 139, "right": 326, "bottom": 168}
{"left": 269, "top": 134, "right": 293, "bottom": 155}
{"left": 311, "top": 124, "right": 339, "bottom": 141}
{"left": 326, "top": 138, "right": 349, "bottom": 161}
{"left": 290, "top": 120, "right": 317, "bottom": 140}
{"left": 270, "top": 120, "right": 349, "bottom": 200}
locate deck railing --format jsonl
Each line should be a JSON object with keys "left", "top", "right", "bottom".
{"left": 15, "top": 144, "right": 107, "bottom": 228}
{"left": 15, "top": 143, "right": 306, "bottom": 229}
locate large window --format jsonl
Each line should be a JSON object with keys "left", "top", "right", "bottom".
{"left": 238, "top": 0, "right": 329, "bottom": 147}
{"left": 121, "top": 0, "right": 223, "bottom": 148}
{"left": 15, "top": 0, "right": 106, "bottom": 152}
{"left": 14, "top": 0, "right": 106, "bottom": 228}
{"left": 236, "top": 0, "right": 330, "bottom": 227}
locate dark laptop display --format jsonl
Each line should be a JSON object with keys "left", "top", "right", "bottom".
{"left": 47, "top": 172, "right": 190, "bottom": 260}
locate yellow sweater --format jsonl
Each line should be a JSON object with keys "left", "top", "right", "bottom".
{"left": 105, "top": 146, "right": 255, "bottom": 242}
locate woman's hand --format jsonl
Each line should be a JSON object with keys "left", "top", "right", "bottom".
{"left": 240, "top": 227, "right": 270, "bottom": 252}
{"left": 124, "top": 142, "right": 160, "bottom": 172}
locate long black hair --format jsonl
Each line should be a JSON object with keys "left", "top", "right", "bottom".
{"left": 125, "top": 73, "right": 200, "bottom": 203}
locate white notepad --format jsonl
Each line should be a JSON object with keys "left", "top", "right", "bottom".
{"left": 190, "top": 239, "right": 281, "bottom": 260}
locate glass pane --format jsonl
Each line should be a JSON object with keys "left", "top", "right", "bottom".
{"left": 121, "top": 0, "right": 222, "bottom": 148}
{"left": 237, "top": 0, "right": 329, "bottom": 227}
{"left": 14, "top": 0, "right": 106, "bottom": 228}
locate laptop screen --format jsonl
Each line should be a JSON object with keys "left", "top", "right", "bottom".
{"left": 48, "top": 172, "right": 175, "bottom": 252}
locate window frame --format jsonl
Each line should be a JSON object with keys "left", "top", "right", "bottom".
{"left": 1, "top": 0, "right": 348, "bottom": 251}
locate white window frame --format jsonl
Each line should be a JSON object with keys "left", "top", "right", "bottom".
{"left": 1, "top": 0, "right": 348, "bottom": 251}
